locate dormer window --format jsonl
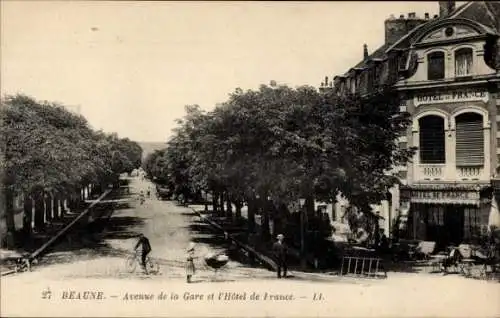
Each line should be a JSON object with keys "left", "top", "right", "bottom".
{"left": 374, "top": 64, "right": 381, "bottom": 86}
{"left": 455, "top": 48, "right": 473, "bottom": 77}
{"left": 427, "top": 51, "right": 445, "bottom": 80}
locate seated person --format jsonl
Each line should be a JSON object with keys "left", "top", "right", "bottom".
{"left": 441, "top": 247, "right": 462, "bottom": 273}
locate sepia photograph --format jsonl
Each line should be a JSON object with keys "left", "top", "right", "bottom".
{"left": 1, "top": 1, "right": 500, "bottom": 317}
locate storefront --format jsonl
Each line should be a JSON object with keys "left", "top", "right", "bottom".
{"left": 399, "top": 184, "right": 492, "bottom": 249}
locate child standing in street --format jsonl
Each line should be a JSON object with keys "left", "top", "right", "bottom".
{"left": 186, "top": 242, "right": 196, "bottom": 283}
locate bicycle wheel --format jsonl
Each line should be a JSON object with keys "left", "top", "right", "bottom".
{"left": 125, "top": 256, "right": 137, "bottom": 273}
{"left": 146, "top": 257, "right": 159, "bottom": 274}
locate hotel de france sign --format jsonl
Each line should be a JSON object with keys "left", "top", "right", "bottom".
{"left": 414, "top": 89, "right": 489, "bottom": 107}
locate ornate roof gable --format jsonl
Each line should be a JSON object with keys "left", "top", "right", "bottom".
{"left": 410, "top": 18, "right": 497, "bottom": 47}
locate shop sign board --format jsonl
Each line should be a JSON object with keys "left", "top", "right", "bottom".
{"left": 402, "top": 189, "right": 481, "bottom": 205}
{"left": 414, "top": 90, "right": 488, "bottom": 107}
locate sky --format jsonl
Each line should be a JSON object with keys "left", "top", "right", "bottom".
{"left": 1, "top": 1, "right": 452, "bottom": 142}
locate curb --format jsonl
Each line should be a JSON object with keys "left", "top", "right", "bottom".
{"left": 29, "top": 189, "right": 113, "bottom": 261}
{"left": 0, "top": 269, "right": 17, "bottom": 277}
{"left": 189, "top": 207, "right": 277, "bottom": 271}
{"left": 1, "top": 189, "right": 113, "bottom": 276}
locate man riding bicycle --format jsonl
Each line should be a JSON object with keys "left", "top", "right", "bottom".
{"left": 134, "top": 233, "right": 152, "bottom": 273}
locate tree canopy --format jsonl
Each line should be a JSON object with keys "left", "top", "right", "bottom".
{"left": 144, "top": 83, "right": 414, "bottom": 214}
{"left": 1, "top": 94, "right": 143, "bottom": 196}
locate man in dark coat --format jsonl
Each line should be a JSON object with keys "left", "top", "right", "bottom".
{"left": 272, "top": 234, "right": 288, "bottom": 278}
{"left": 134, "top": 233, "right": 152, "bottom": 273}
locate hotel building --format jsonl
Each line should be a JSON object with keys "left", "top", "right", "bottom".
{"left": 322, "top": 1, "right": 500, "bottom": 248}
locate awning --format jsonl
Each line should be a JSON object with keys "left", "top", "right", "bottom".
{"left": 489, "top": 195, "right": 500, "bottom": 227}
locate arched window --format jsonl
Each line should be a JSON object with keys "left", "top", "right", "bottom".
{"left": 455, "top": 112, "right": 484, "bottom": 166}
{"left": 455, "top": 48, "right": 473, "bottom": 76}
{"left": 419, "top": 115, "right": 446, "bottom": 164}
{"left": 427, "top": 51, "right": 445, "bottom": 80}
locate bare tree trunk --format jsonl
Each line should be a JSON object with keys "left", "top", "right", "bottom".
{"left": 53, "top": 194, "right": 60, "bottom": 220}
{"left": 235, "top": 201, "right": 242, "bottom": 221}
{"left": 212, "top": 191, "right": 218, "bottom": 213}
{"left": 3, "top": 186, "right": 16, "bottom": 248}
{"left": 219, "top": 192, "right": 225, "bottom": 215}
{"left": 23, "top": 194, "right": 33, "bottom": 234}
{"left": 273, "top": 204, "right": 287, "bottom": 238}
{"left": 300, "top": 194, "right": 314, "bottom": 269}
{"left": 226, "top": 198, "right": 233, "bottom": 219}
{"left": 261, "top": 196, "right": 271, "bottom": 241}
{"left": 204, "top": 191, "right": 209, "bottom": 211}
{"left": 59, "top": 197, "right": 65, "bottom": 217}
{"left": 45, "top": 192, "right": 53, "bottom": 223}
{"left": 34, "top": 191, "right": 45, "bottom": 231}
{"left": 247, "top": 197, "right": 256, "bottom": 234}
{"left": 300, "top": 207, "right": 307, "bottom": 269}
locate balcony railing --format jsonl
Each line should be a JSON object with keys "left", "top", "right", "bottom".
{"left": 414, "top": 164, "right": 486, "bottom": 182}
{"left": 419, "top": 164, "right": 445, "bottom": 180}
{"left": 457, "top": 166, "right": 482, "bottom": 180}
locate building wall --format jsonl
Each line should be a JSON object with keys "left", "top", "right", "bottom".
{"left": 327, "top": 12, "right": 500, "bottom": 239}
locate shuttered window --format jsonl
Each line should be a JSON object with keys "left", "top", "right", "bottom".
{"left": 456, "top": 113, "right": 484, "bottom": 166}
{"left": 419, "top": 115, "right": 446, "bottom": 164}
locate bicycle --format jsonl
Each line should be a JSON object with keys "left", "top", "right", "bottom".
{"left": 125, "top": 251, "right": 160, "bottom": 274}
{"left": 13, "top": 256, "right": 35, "bottom": 273}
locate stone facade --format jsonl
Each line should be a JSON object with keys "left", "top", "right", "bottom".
{"left": 323, "top": 1, "right": 500, "bottom": 246}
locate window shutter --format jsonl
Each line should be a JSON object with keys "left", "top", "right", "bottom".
{"left": 456, "top": 116, "right": 483, "bottom": 166}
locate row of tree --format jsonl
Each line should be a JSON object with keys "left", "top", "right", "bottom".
{"left": 144, "top": 83, "right": 414, "bottom": 257}
{"left": 1, "top": 94, "right": 142, "bottom": 247}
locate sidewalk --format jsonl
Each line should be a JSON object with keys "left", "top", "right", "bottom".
{"left": 0, "top": 191, "right": 116, "bottom": 275}
{"left": 188, "top": 204, "right": 328, "bottom": 274}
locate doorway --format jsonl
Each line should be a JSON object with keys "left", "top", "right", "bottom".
{"left": 444, "top": 206, "right": 464, "bottom": 246}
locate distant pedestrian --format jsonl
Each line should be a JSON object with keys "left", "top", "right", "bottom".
{"left": 186, "top": 242, "right": 196, "bottom": 283}
{"left": 378, "top": 229, "right": 389, "bottom": 254}
{"left": 272, "top": 234, "right": 288, "bottom": 278}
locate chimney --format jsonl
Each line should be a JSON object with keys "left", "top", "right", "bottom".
{"left": 424, "top": 12, "right": 430, "bottom": 20}
{"left": 385, "top": 13, "right": 427, "bottom": 46}
{"left": 439, "top": 1, "right": 456, "bottom": 17}
{"left": 363, "top": 44, "right": 369, "bottom": 60}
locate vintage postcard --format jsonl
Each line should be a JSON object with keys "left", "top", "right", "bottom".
{"left": 1, "top": 1, "right": 499, "bottom": 317}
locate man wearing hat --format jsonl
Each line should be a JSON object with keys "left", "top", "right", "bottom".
{"left": 272, "top": 234, "right": 288, "bottom": 278}
{"left": 134, "top": 233, "right": 152, "bottom": 274}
